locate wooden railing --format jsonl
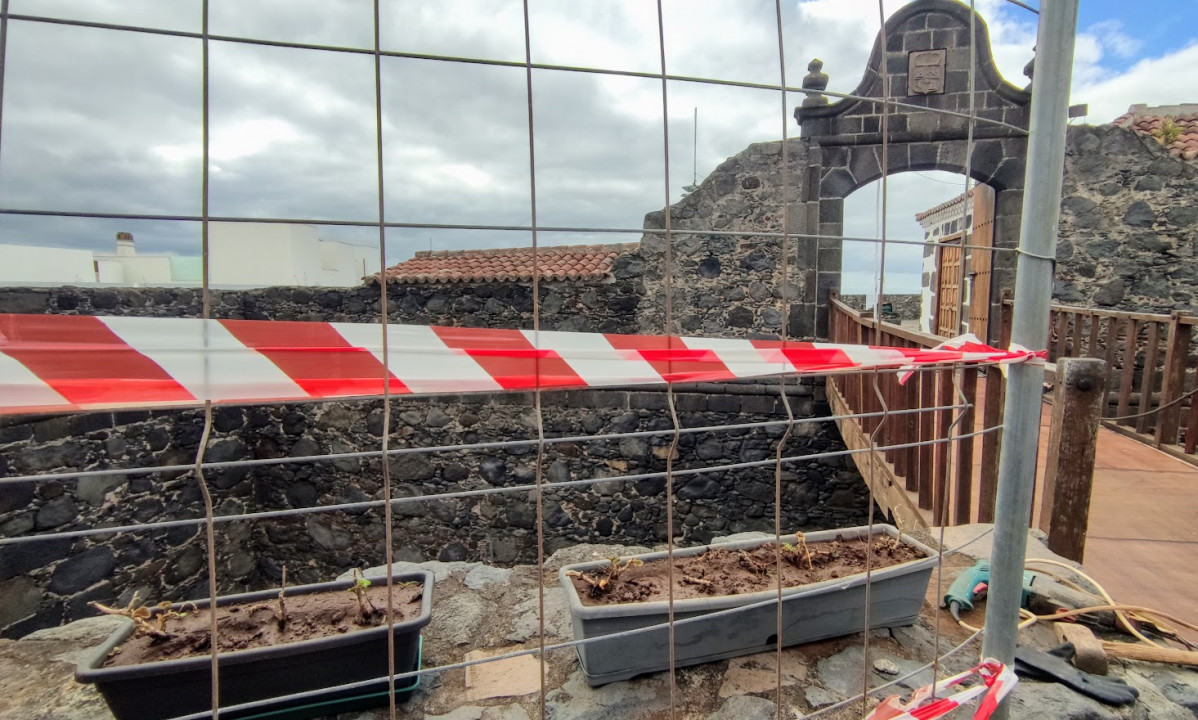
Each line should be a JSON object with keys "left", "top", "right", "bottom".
{"left": 827, "top": 294, "right": 1012, "bottom": 532}
{"left": 1044, "top": 305, "right": 1197, "bottom": 466}
{"left": 829, "top": 295, "right": 1121, "bottom": 561}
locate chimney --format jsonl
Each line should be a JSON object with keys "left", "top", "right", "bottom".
{"left": 116, "top": 231, "right": 135, "bottom": 257}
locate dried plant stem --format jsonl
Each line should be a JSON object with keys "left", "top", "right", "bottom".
{"left": 276, "top": 565, "right": 288, "bottom": 630}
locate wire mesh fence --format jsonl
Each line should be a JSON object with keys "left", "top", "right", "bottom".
{"left": 0, "top": 1, "right": 1050, "bottom": 719}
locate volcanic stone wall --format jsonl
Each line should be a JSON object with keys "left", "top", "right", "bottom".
{"left": 0, "top": 275, "right": 643, "bottom": 332}
{"left": 637, "top": 139, "right": 810, "bottom": 340}
{"left": 0, "top": 281, "right": 867, "bottom": 638}
{"left": 6, "top": 120, "right": 1196, "bottom": 638}
{"left": 839, "top": 294, "right": 922, "bottom": 320}
{"left": 1055, "top": 125, "right": 1198, "bottom": 312}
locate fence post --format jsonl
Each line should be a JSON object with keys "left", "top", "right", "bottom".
{"left": 953, "top": 367, "right": 978, "bottom": 525}
{"left": 1135, "top": 321, "right": 1162, "bottom": 435}
{"left": 1116, "top": 319, "right": 1139, "bottom": 425}
{"left": 1155, "top": 311, "right": 1192, "bottom": 447}
{"left": 1038, "top": 358, "right": 1106, "bottom": 562}
{"left": 982, "top": 0, "right": 1079, "bottom": 682}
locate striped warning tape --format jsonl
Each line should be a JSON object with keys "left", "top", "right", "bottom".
{"left": 0, "top": 314, "right": 1044, "bottom": 416}
{"left": 863, "top": 659, "right": 1017, "bottom": 720}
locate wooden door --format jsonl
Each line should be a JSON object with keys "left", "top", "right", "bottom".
{"left": 936, "top": 238, "right": 962, "bottom": 338}
{"left": 967, "top": 185, "right": 995, "bottom": 342}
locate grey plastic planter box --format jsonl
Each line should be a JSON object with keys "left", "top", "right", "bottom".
{"left": 75, "top": 571, "right": 433, "bottom": 720}
{"left": 559, "top": 525, "right": 935, "bottom": 686}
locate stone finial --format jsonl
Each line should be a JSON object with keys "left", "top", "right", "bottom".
{"left": 801, "top": 58, "right": 830, "bottom": 108}
{"left": 1023, "top": 45, "right": 1035, "bottom": 88}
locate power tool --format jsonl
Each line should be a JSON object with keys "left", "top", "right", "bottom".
{"left": 943, "top": 559, "right": 1037, "bottom": 622}
{"left": 945, "top": 558, "right": 1126, "bottom": 631}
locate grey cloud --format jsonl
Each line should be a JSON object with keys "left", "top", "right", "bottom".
{"left": 384, "top": 0, "right": 526, "bottom": 64}
{"left": 0, "top": 216, "right": 201, "bottom": 259}
{"left": 12, "top": 0, "right": 202, "bottom": 33}
{"left": 0, "top": 0, "right": 1011, "bottom": 284}
{"left": 843, "top": 170, "right": 968, "bottom": 294}
{"left": 207, "top": 41, "right": 380, "bottom": 221}
{"left": 0, "top": 21, "right": 201, "bottom": 223}
{"left": 212, "top": 0, "right": 374, "bottom": 49}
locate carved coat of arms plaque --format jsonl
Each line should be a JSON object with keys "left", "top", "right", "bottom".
{"left": 908, "top": 49, "right": 947, "bottom": 95}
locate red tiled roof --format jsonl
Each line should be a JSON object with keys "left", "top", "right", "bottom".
{"left": 1112, "top": 104, "right": 1198, "bottom": 163}
{"left": 381, "top": 243, "right": 638, "bottom": 284}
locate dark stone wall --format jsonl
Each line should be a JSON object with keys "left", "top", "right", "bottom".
{"left": 0, "top": 283, "right": 868, "bottom": 638}
{"left": 1056, "top": 125, "right": 1198, "bottom": 313}
{"left": 839, "top": 294, "right": 922, "bottom": 320}
{"left": 0, "top": 276, "right": 644, "bottom": 333}
{"left": 637, "top": 140, "right": 810, "bottom": 340}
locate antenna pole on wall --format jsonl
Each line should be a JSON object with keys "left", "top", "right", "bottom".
{"left": 982, "top": 2, "right": 1078, "bottom": 714}
{"left": 692, "top": 106, "right": 698, "bottom": 188}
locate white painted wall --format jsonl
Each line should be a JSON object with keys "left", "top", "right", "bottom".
{"left": 95, "top": 258, "right": 123, "bottom": 284}
{"left": 93, "top": 254, "right": 173, "bottom": 286}
{"left": 1, "top": 226, "right": 378, "bottom": 288}
{"left": 316, "top": 240, "right": 376, "bottom": 285}
{"left": 916, "top": 196, "right": 970, "bottom": 336}
{"left": 0, "top": 244, "right": 96, "bottom": 284}
{"left": 207, "top": 223, "right": 306, "bottom": 287}
{"left": 919, "top": 251, "right": 936, "bottom": 334}
{"left": 170, "top": 256, "right": 202, "bottom": 285}
{"left": 207, "top": 223, "right": 378, "bottom": 287}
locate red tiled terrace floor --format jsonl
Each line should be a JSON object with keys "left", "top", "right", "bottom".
{"left": 909, "top": 386, "right": 1198, "bottom": 643}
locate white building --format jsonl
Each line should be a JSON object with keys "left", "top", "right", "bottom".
{"left": 207, "top": 223, "right": 378, "bottom": 288}
{"left": 0, "top": 224, "right": 379, "bottom": 288}
{"left": 93, "top": 232, "right": 175, "bottom": 285}
{"left": 0, "top": 244, "right": 97, "bottom": 285}
{"left": 913, "top": 184, "right": 995, "bottom": 340}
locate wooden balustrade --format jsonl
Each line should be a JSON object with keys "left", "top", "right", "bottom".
{"left": 1042, "top": 304, "right": 1197, "bottom": 466}
{"left": 826, "top": 294, "right": 1008, "bottom": 530}
{"left": 828, "top": 295, "right": 1117, "bottom": 560}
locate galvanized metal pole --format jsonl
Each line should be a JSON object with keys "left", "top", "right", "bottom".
{"left": 982, "top": 0, "right": 1079, "bottom": 690}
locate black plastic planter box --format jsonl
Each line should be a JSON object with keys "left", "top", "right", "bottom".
{"left": 559, "top": 525, "right": 936, "bottom": 685}
{"left": 76, "top": 571, "right": 433, "bottom": 720}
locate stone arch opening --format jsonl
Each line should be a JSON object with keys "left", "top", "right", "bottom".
{"left": 840, "top": 171, "right": 965, "bottom": 296}
{"left": 792, "top": 0, "right": 1030, "bottom": 342}
{"left": 841, "top": 170, "right": 998, "bottom": 340}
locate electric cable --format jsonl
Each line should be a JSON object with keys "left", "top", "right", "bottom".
{"left": 1023, "top": 558, "right": 1164, "bottom": 646}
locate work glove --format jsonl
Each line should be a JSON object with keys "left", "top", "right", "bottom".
{"left": 1014, "top": 643, "right": 1139, "bottom": 706}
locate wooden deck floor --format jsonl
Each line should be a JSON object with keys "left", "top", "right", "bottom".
{"left": 906, "top": 389, "right": 1198, "bottom": 643}
{"left": 1078, "top": 420, "right": 1198, "bottom": 644}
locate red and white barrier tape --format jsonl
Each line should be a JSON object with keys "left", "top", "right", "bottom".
{"left": 895, "top": 333, "right": 1031, "bottom": 384}
{"left": 0, "top": 314, "right": 1044, "bottom": 416}
{"left": 864, "top": 659, "right": 1018, "bottom": 720}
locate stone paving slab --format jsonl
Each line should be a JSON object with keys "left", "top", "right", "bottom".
{"left": 464, "top": 648, "right": 542, "bottom": 702}
{"left": 2, "top": 544, "right": 1197, "bottom": 720}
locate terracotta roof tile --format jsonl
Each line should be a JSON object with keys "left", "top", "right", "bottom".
{"left": 1112, "top": 104, "right": 1198, "bottom": 164}
{"left": 381, "top": 243, "right": 638, "bottom": 284}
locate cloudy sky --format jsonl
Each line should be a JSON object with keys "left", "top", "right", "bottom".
{"left": 0, "top": 0, "right": 1194, "bottom": 294}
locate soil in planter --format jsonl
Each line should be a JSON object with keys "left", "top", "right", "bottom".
{"left": 571, "top": 536, "right": 923, "bottom": 606}
{"left": 102, "top": 583, "right": 424, "bottom": 668}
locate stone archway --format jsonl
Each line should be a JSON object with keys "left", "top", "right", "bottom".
{"left": 793, "top": 0, "right": 1030, "bottom": 341}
